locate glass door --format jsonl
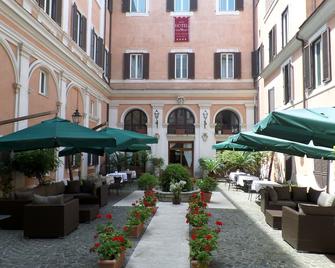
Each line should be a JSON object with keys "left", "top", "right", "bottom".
{"left": 168, "top": 141, "right": 194, "bottom": 175}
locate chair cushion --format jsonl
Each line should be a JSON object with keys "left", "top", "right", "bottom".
{"left": 291, "top": 187, "right": 308, "bottom": 202}
{"left": 32, "top": 194, "right": 64, "bottom": 205}
{"left": 269, "top": 200, "right": 296, "bottom": 208}
{"left": 15, "top": 191, "right": 33, "bottom": 201}
{"left": 267, "top": 187, "right": 278, "bottom": 202}
{"left": 299, "top": 203, "right": 335, "bottom": 216}
{"left": 317, "top": 192, "right": 335, "bottom": 207}
{"left": 308, "top": 188, "right": 323, "bottom": 203}
{"left": 66, "top": 180, "right": 81, "bottom": 194}
{"left": 274, "top": 186, "right": 291, "bottom": 200}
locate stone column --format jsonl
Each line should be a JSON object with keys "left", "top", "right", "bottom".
{"left": 151, "top": 104, "right": 164, "bottom": 160}
{"left": 245, "top": 103, "right": 255, "bottom": 131}
{"left": 80, "top": 88, "right": 90, "bottom": 179}
{"left": 198, "top": 105, "right": 215, "bottom": 163}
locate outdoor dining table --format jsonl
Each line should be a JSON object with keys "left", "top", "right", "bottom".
{"left": 236, "top": 175, "right": 259, "bottom": 187}
{"left": 122, "top": 170, "right": 137, "bottom": 179}
{"left": 251, "top": 180, "right": 281, "bottom": 192}
{"left": 105, "top": 172, "right": 128, "bottom": 184}
{"left": 229, "top": 171, "right": 246, "bottom": 181}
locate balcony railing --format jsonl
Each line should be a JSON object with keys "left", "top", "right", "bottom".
{"left": 215, "top": 124, "right": 240, "bottom": 135}
{"left": 167, "top": 125, "right": 195, "bottom": 135}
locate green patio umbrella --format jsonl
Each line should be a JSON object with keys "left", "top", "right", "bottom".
{"left": 230, "top": 132, "right": 335, "bottom": 160}
{"left": 0, "top": 117, "right": 116, "bottom": 152}
{"left": 254, "top": 107, "right": 335, "bottom": 148}
{"left": 213, "top": 136, "right": 257, "bottom": 151}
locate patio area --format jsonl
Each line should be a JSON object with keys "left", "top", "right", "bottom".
{"left": 0, "top": 182, "right": 334, "bottom": 268}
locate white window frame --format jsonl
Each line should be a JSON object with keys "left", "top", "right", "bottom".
{"left": 92, "top": 31, "right": 97, "bottom": 62}
{"left": 220, "top": 53, "right": 234, "bottom": 79}
{"left": 313, "top": 38, "right": 323, "bottom": 88}
{"left": 76, "top": 11, "right": 81, "bottom": 46}
{"left": 130, "top": 54, "right": 144, "bottom": 79}
{"left": 281, "top": 7, "right": 288, "bottom": 48}
{"left": 174, "top": 0, "right": 190, "bottom": 12}
{"left": 39, "top": 71, "right": 47, "bottom": 96}
{"left": 130, "top": 0, "right": 148, "bottom": 13}
{"left": 103, "top": 49, "right": 108, "bottom": 75}
{"left": 90, "top": 100, "right": 97, "bottom": 118}
{"left": 175, "top": 53, "right": 188, "bottom": 79}
{"left": 217, "top": 0, "right": 235, "bottom": 12}
{"left": 43, "top": 0, "right": 53, "bottom": 16}
{"left": 281, "top": 59, "right": 293, "bottom": 105}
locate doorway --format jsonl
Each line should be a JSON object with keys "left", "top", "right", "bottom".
{"left": 168, "top": 141, "right": 194, "bottom": 175}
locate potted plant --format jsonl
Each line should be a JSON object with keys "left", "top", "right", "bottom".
{"left": 169, "top": 180, "right": 186, "bottom": 204}
{"left": 91, "top": 213, "right": 132, "bottom": 268}
{"left": 123, "top": 201, "right": 151, "bottom": 238}
{"left": 186, "top": 207, "right": 211, "bottom": 228}
{"left": 160, "top": 164, "right": 192, "bottom": 192}
{"left": 137, "top": 173, "right": 159, "bottom": 191}
{"left": 140, "top": 190, "right": 158, "bottom": 215}
{"left": 198, "top": 158, "right": 222, "bottom": 179}
{"left": 196, "top": 177, "right": 218, "bottom": 203}
{"left": 189, "top": 224, "right": 222, "bottom": 268}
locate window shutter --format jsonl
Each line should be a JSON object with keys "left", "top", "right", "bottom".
{"left": 251, "top": 51, "right": 259, "bottom": 78}
{"left": 188, "top": 53, "right": 195, "bottom": 79}
{"left": 283, "top": 65, "right": 289, "bottom": 104}
{"left": 322, "top": 28, "right": 331, "bottom": 83}
{"left": 122, "top": 0, "right": 130, "bottom": 13}
{"left": 303, "top": 44, "right": 312, "bottom": 90}
{"left": 260, "top": 44, "right": 264, "bottom": 71}
{"left": 234, "top": 52, "right": 241, "bottom": 79}
{"left": 166, "top": 0, "right": 174, "bottom": 12}
{"left": 273, "top": 25, "right": 277, "bottom": 57}
{"left": 108, "top": 0, "right": 113, "bottom": 12}
{"left": 289, "top": 63, "right": 293, "bottom": 101}
{"left": 51, "top": 0, "right": 62, "bottom": 26}
{"left": 96, "top": 37, "right": 104, "bottom": 66}
{"left": 80, "top": 16, "right": 87, "bottom": 51}
{"left": 168, "top": 53, "right": 175, "bottom": 79}
{"left": 123, "top": 53, "right": 130, "bottom": 79}
{"left": 190, "top": 0, "right": 198, "bottom": 11}
{"left": 37, "top": 0, "right": 44, "bottom": 8}
{"left": 214, "top": 53, "right": 221, "bottom": 79}
{"left": 235, "top": 0, "right": 244, "bottom": 11}
{"left": 90, "top": 29, "right": 95, "bottom": 59}
{"left": 107, "top": 52, "right": 112, "bottom": 79}
{"left": 143, "top": 53, "right": 150, "bottom": 79}
{"left": 72, "top": 4, "right": 78, "bottom": 42}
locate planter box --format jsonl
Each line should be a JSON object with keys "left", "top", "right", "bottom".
{"left": 149, "top": 206, "right": 158, "bottom": 215}
{"left": 191, "top": 260, "right": 209, "bottom": 268}
{"left": 128, "top": 223, "right": 144, "bottom": 238}
{"left": 98, "top": 253, "right": 125, "bottom": 268}
{"left": 154, "top": 188, "right": 200, "bottom": 202}
{"left": 201, "top": 192, "right": 212, "bottom": 203}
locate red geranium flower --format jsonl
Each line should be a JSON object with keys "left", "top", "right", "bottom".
{"left": 205, "top": 234, "right": 213, "bottom": 240}
{"left": 94, "top": 242, "right": 101, "bottom": 248}
{"left": 207, "top": 212, "right": 212, "bottom": 217}
{"left": 106, "top": 213, "right": 112, "bottom": 220}
{"left": 191, "top": 234, "right": 197, "bottom": 240}
{"left": 204, "top": 244, "right": 211, "bottom": 252}
{"left": 215, "top": 221, "right": 223, "bottom": 226}
{"left": 123, "top": 226, "right": 129, "bottom": 232}
{"left": 96, "top": 214, "right": 102, "bottom": 219}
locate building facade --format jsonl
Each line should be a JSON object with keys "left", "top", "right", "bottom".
{"left": 0, "top": 0, "right": 112, "bottom": 186}
{"left": 254, "top": 0, "right": 335, "bottom": 193}
{"left": 109, "top": 0, "right": 256, "bottom": 176}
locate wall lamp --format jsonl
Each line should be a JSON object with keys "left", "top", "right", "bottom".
{"left": 203, "top": 110, "right": 208, "bottom": 129}
{"left": 154, "top": 109, "right": 159, "bottom": 128}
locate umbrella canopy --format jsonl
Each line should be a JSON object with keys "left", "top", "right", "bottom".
{"left": 0, "top": 117, "right": 116, "bottom": 152}
{"left": 230, "top": 132, "right": 335, "bottom": 160}
{"left": 59, "top": 143, "right": 151, "bottom": 157}
{"left": 254, "top": 107, "right": 335, "bottom": 148}
{"left": 213, "top": 136, "right": 257, "bottom": 151}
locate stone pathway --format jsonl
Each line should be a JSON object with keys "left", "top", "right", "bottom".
{"left": 126, "top": 202, "right": 189, "bottom": 268}
{"left": 207, "top": 191, "right": 237, "bottom": 209}
{"left": 113, "top": 190, "right": 144, "bottom": 206}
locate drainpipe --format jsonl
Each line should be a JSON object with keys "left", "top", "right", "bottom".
{"left": 295, "top": 33, "right": 306, "bottom": 108}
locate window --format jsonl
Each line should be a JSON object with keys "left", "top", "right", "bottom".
{"left": 124, "top": 109, "right": 148, "bottom": 134}
{"left": 103, "top": 49, "right": 111, "bottom": 79}
{"left": 304, "top": 29, "right": 331, "bottom": 90}
{"left": 87, "top": 154, "right": 99, "bottom": 166}
{"left": 268, "top": 88, "right": 275, "bottom": 113}
{"left": 269, "top": 25, "right": 277, "bottom": 63}
{"left": 175, "top": 0, "right": 190, "bottom": 12}
{"left": 91, "top": 29, "right": 98, "bottom": 62}
{"left": 221, "top": 53, "right": 234, "bottom": 79}
{"left": 167, "top": 108, "right": 195, "bottom": 134}
{"left": 251, "top": 44, "right": 264, "bottom": 78}
{"left": 282, "top": 62, "right": 293, "bottom": 105}
{"left": 90, "top": 101, "right": 97, "bottom": 118}
{"left": 130, "top": 54, "right": 143, "bottom": 79}
{"left": 36, "top": 0, "right": 62, "bottom": 26}
{"left": 313, "top": 159, "right": 329, "bottom": 189}
{"left": 219, "top": 0, "right": 235, "bottom": 11}
{"left": 281, "top": 7, "right": 288, "bottom": 47}
{"left": 130, "top": 0, "right": 146, "bottom": 13}
{"left": 214, "top": 52, "right": 241, "bottom": 79}
{"left": 175, "top": 54, "right": 188, "bottom": 79}
{"left": 39, "top": 71, "right": 47, "bottom": 95}
{"left": 72, "top": 4, "right": 87, "bottom": 51}
{"left": 215, "top": 110, "right": 240, "bottom": 135}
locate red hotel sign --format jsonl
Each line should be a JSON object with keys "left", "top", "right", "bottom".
{"left": 175, "top": 17, "right": 189, "bottom": 42}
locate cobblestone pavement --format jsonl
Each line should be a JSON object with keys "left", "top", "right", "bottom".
{"left": 0, "top": 183, "right": 147, "bottom": 268}
{"left": 208, "top": 183, "right": 335, "bottom": 268}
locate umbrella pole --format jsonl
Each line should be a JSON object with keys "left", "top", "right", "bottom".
{"left": 67, "top": 157, "right": 73, "bottom": 181}
{"left": 267, "top": 152, "right": 275, "bottom": 181}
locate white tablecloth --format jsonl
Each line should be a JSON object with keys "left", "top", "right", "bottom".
{"left": 236, "top": 175, "right": 259, "bottom": 186}
{"left": 122, "top": 170, "right": 137, "bottom": 179}
{"left": 229, "top": 172, "right": 246, "bottom": 181}
{"left": 251, "top": 180, "right": 281, "bottom": 192}
{"left": 106, "top": 172, "right": 128, "bottom": 184}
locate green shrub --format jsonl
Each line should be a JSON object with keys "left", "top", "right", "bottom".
{"left": 160, "top": 164, "right": 192, "bottom": 192}
{"left": 196, "top": 177, "right": 218, "bottom": 192}
{"left": 138, "top": 173, "right": 159, "bottom": 190}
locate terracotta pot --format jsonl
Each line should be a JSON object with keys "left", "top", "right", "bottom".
{"left": 172, "top": 196, "right": 181, "bottom": 205}
{"left": 201, "top": 192, "right": 212, "bottom": 203}
{"left": 149, "top": 206, "right": 158, "bottom": 215}
{"left": 98, "top": 253, "right": 125, "bottom": 268}
{"left": 191, "top": 260, "right": 209, "bottom": 268}
{"left": 128, "top": 223, "right": 144, "bottom": 238}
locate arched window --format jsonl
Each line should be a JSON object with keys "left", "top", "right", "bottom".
{"left": 124, "top": 109, "right": 147, "bottom": 134}
{"left": 215, "top": 110, "right": 240, "bottom": 135}
{"left": 168, "top": 108, "right": 195, "bottom": 134}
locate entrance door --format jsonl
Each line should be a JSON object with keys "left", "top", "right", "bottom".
{"left": 168, "top": 141, "right": 194, "bottom": 175}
